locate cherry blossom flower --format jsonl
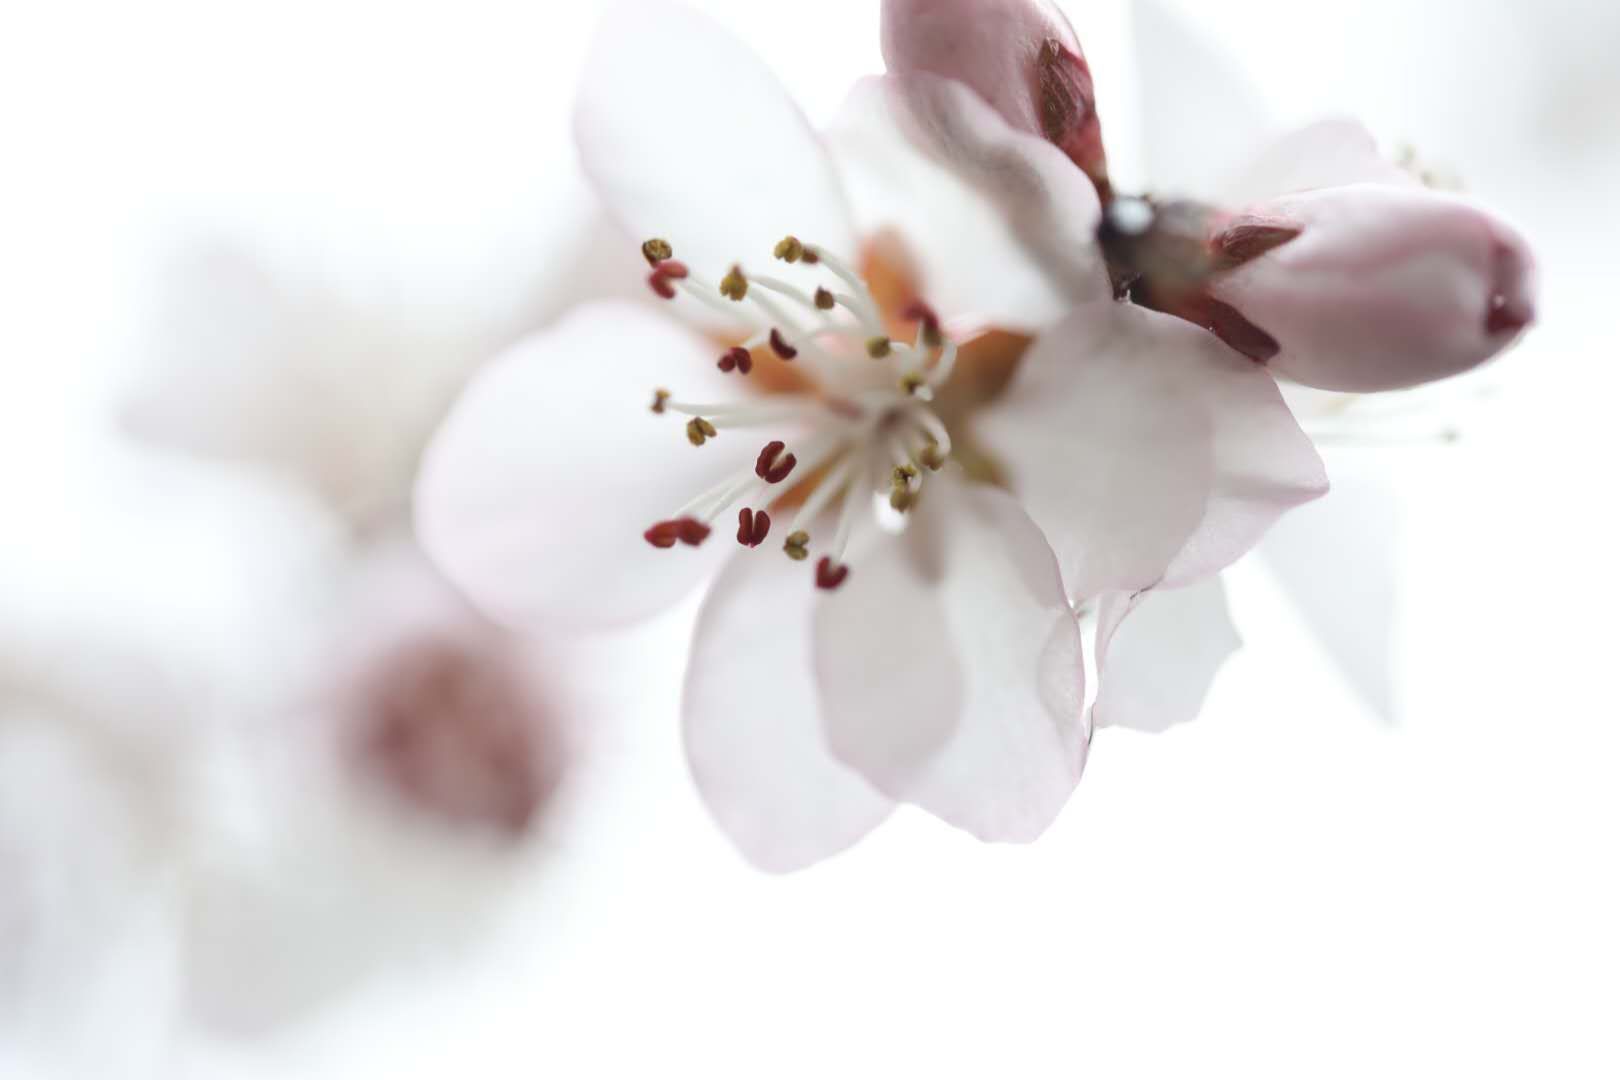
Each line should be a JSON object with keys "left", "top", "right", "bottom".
{"left": 416, "top": 0, "right": 1326, "bottom": 870}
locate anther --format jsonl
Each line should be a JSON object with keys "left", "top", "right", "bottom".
{"left": 719, "top": 265, "right": 749, "bottom": 301}
{"left": 814, "top": 286, "right": 836, "bottom": 311}
{"left": 815, "top": 556, "right": 850, "bottom": 591}
{"left": 686, "top": 417, "right": 718, "bottom": 446}
{"left": 866, "top": 336, "right": 893, "bottom": 359}
{"left": 774, "top": 236, "right": 804, "bottom": 263}
{"left": 646, "top": 259, "right": 689, "bottom": 300}
{"left": 902, "top": 301, "right": 944, "bottom": 348}
{"left": 783, "top": 530, "right": 810, "bottom": 562}
{"left": 651, "top": 388, "right": 670, "bottom": 414}
{"left": 899, "top": 372, "right": 928, "bottom": 397}
{"left": 717, "top": 346, "right": 753, "bottom": 375}
{"left": 918, "top": 441, "right": 946, "bottom": 471}
{"left": 641, "top": 238, "right": 673, "bottom": 266}
{"left": 644, "top": 517, "right": 711, "bottom": 549}
{"left": 769, "top": 328, "right": 798, "bottom": 360}
{"left": 754, "top": 440, "right": 797, "bottom": 484}
{"left": 736, "top": 507, "right": 771, "bottom": 548}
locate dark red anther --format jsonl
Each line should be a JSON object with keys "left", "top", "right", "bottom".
{"left": 644, "top": 517, "right": 711, "bottom": 549}
{"left": 769, "top": 328, "right": 798, "bottom": 360}
{"left": 755, "top": 440, "right": 785, "bottom": 479}
{"left": 718, "top": 345, "right": 752, "bottom": 374}
{"left": 754, "top": 440, "right": 798, "bottom": 484}
{"left": 765, "top": 453, "right": 796, "bottom": 484}
{"left": 736, "top": 507, "right": 771, "bottom": 548}
{"left": 815, "top": 557, "right": 850, "bottom": 591}
{"left": 646, "top": 260, "right": 690, "bottom": 301}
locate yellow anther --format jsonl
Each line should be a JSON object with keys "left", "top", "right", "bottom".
{"left": 651, "top": 388, "right": 671, "bottom": 414}
{"left": 719, "top": 265, "right": 749, "bottom": 301}
{"left": 866, "top": 336, "right": 892, "bottom": 359}
{"left": 814, "top": 286, "right": 836, "bottom": 311}
{"left": 783, "top": 530, "right": 810, "bottom": 561}
{"left": 918, "top": 442, "right": 946, "bottom": 471}
{"left": 774, "top": 236, "right": 804, "bottom": 263}
{"left": 641, "top": 238, "right": 673, "bottom": 266}
{"left": 685, "top": 417, "right": 718, "bottom": 446}
{"left": 889, "top": 487, "right": 917, "bottom": 513}
{"left": 892, "top": 464, "right": 918, "bottom": 486}
{"left": 899, "top": 373, "right": 927, "bottom": 396}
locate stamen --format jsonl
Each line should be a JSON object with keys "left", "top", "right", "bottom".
{"left": 736, "top": 507, "right": 772, "bottom": 548}
{"left": 899, "top": 372, "right": 930, "bottom": 398}
{"left": 769, "top": 328, "right": 798, "bottom": 360}
{"left": 889, "top": 463, "right": 920, "bottom": 513}
{"left": 641, "top": 238, "right": 673, "bottom": 266}
{"left": 717, "top": 346, "right": 753, "bottom": 375}
{"left": 815, "top": 556, "right": 850, "bottom": 591}
{"left": 814, "top": 286, "right": 836, "bottom": 311}
{"left": 650, "top": 388, "right": 670, "bottom": 414}
{"left": 686, "top": 417, "right": 718, "bottom": 446}
{"left": 646, "top": 260, "right": 690, "bottom": 300}
{"left": 644, "top": 517, "right": 711, "bottom": 549}
{"left": 786, "top": 453, "right": 857, "bottom": 542}
{"left": 774, "top": 235, "right": 805, "bottom": 263}
{"left": 719, "top": 265, "right": 749, "bottom": 301}
{"left": 754, "top": 440, "right": 798, "bottom": 484}
{"left": 866, "top": 336, "right": 893, "bottom": 360}
{"left": 782, "top": 530, "right": 810, "bottom": 561}
{"left": 803, "top": 244, "right": 880, "bottom": 328}
{"left": 907, "top": 407, "right": 953, "bottom": 460}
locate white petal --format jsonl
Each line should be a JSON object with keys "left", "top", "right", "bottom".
{"left": 683, "top": 548, "right": 891, "bottom": 873}
{"left": 573, "top": 0, "right": 855, "bottom": 311}
{"left": 814, "top": 478, "right": 1087, "bottom": 843}
{"left": 1091, "top": 577, "right": 1241, "bottom": 733}
{"left": 976, "top": 301, "right": 1325, "bottom": 603}
{"left": 824, "top": 76, "right": 1092, "bottom": 333}
{"left": 415, "top": 301, "right": 762, "bottom": 631}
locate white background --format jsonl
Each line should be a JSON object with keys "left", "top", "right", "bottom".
{"left": 3, "top": 0, "right": 1618, "bottom": 1076}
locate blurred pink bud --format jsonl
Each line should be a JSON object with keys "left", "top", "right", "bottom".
{"left": 882, "top": 0, "right": 1110, "bottom": 198}
{"left": 1209, "top": 184, "right": 1537, "bottom": 392}
{"left": 335, "top": 542, "right": 565, "bottom": 836}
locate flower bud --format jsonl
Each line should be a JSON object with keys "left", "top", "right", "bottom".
{"left": 882, "top": 0, "right": 1109, "bottom": 198}
{"left": 1208, "top": 184, "right": 1536, "bottom": 392}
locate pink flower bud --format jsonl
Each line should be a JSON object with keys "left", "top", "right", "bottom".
{"left": 882, "top": 0, "right": 1109, "bottom": 198}
{"left": 1209, "top": 184, "right": 1537, "bottom": 392}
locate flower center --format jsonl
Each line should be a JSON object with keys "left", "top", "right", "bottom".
{"left": 640, "top": 235, "right": 960, "bottom": 590}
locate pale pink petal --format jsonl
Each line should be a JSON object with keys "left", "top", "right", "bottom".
{"left": 814, "top": 478, "right": 1086, "bottom": 843}
{"left": 1221, "top": 118, "right": 1420, "bottom": 204}
{"left": 882, "top": 0, "right": 1110, "bottom": 191}
{"left": 825, "top": 75, "right": 1106, "bottom": 330}
{"left": 1091, "top": 576, "right": 1240, "bottom": 733}
{"left": 574, "top": 0, "right": 854, "bottom": 304}
{"left": 683, "top": 548, "right": 891, "bottom": 873}
{"left": 1258, "top": 454, "right": 1400, "bottom": 722}
{"left": 415, "top": 302, "right": 762, "bottom": 631}
{"left": 975, "top": 302, "right": 1325, "bottom": 603}
{"left": 869, "top": 73, "right": 1111, "bottom": 305}
{"left": 1210, "top": 184, "right": 1538, "bottom": 392}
